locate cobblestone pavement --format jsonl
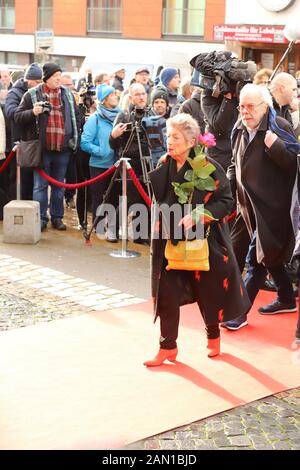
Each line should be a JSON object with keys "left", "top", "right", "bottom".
{"left": 1, "top": 254, "right": 300, "bottom": 451}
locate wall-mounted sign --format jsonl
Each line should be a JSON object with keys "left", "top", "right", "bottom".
{"left": 214, "top": 24, "right": 288, "bottom": 44}
{"left": 35, "top": 31, "right": 54, "bottom": 54}
{"left": 257, "top": 0, "right": 295, "bottom": 12}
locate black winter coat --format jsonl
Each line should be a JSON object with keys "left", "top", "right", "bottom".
{"left": 227, "top": 112, "right": 297, "bottom": 267}
{"left": 14, "top": 85, "right": 80, "bottom": 152}
{"left": 201, "top": 89, "right": 238, "bottom": 171}
{"left": 149, "top": 155, "right": 251, "bottom": 323}
{"left": 5, "top": 78, "right": 28, "bottom": 146}
{"left": 179, "top": 89, "right": 206, "bottom": 133}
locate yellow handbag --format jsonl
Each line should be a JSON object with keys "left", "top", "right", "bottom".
{"left": 165, "top": 235, "right": 210, "bottom": 272}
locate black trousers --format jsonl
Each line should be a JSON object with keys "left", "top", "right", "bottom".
{"left": 157, "top": 269, "right": 220, "bottom": 350}
{"left": 231, "top": 212, "right": 251, "bottom": 273}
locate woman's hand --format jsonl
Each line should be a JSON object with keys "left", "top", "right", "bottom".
{"left": 179, "top": 213, "right": 212, "bottom": 230}
{"left": 111, "top": 123, "right": 127, "bottom": 139}
{"left": 178, "top": 214, "right": 195, "bottom": 231}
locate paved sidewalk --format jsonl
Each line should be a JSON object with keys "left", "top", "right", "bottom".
{"left": 0, "top": 256, "right": 299, "bottom": 450}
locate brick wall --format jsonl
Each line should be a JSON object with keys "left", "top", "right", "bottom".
{"left": 204, "top": 0, "right": 226, "bottom": 41}
{"left": 122, "top": 0, "right": 163, "bottom": 39}
{"left": 15, "top": 0, "right": 38, "bottom": 33}
{"left": 53, "top": 0, "right": 87, "bottom": 36}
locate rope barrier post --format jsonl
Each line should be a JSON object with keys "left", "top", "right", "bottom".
{"left": 13, "top": 143, "right": 21, "bottom": 201}
{"left": 109, "top": 158, "right": 140, "bottom": 259}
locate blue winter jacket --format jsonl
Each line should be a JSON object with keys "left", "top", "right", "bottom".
{"left": 80, "top": 110, "right": 117, "bottom": 168}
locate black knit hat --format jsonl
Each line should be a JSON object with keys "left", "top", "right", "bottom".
{"left": 42, "top": 62, "right": 62, "bottom": 82}
{"left": 151, "top": 88, "right": 169, "bottom": 105}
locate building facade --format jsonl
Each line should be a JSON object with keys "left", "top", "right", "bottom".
{"left": 0, "top": 0, "right": 225, "bottom": 71}
{"left": 217, "top": 0, "right": 300, "bottom": 74}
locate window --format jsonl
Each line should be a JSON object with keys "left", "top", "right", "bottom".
{"left": 38, "top": 0, "right": 53, "bottom": 30}
{"left": 163, "top": 0, "right": 205, "bottom": 37}
{"left": 0, "top": 0, "right": 15, "bottom": 30}
{"left": 87, "top": 0, "right": 122, "bottom": 34}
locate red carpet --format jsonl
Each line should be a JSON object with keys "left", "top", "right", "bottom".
{"left": 0, "top": 290, "right": 299, "bottom": 449}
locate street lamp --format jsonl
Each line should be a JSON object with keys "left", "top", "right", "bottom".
{"left": 269, "top": 21, "right": 300, "bottom": 81}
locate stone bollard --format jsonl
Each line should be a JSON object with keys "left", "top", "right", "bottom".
{"left": 3, "top": 200, "right": 41, "bottom": 244}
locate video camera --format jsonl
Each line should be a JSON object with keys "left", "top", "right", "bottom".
{"left": 131, "top": 106, "right": 149, "bottom": 122}
{"left": 79, "top": 72, "right": 96, "bottom": 112}
{"left": 190, "top": 51, "right": 257, "bottom": 98}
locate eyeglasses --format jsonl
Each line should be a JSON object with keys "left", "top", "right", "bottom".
{"left": 237, "top": 101, "right": 265, "bottom": 112}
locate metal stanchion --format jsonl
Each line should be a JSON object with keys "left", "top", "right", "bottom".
{"left": 109, "top": 158, "right": 140, "bottom": 258}
{"left": 14, "top": 143, "right": 21, "bottom": 201}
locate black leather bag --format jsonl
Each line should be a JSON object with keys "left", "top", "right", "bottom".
{"left": 17, "top": 139, "right": 42, "bottom": 168}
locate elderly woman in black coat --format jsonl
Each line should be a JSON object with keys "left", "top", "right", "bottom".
{"left": 144, "top": 114, "right": 251, "bottom": 367}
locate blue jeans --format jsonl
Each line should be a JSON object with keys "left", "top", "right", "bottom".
{"left": 33, "top": 149, "right": 70, "bottom": 224}
{"left": 244, "top": 232, "right": 295, "bottom": 305}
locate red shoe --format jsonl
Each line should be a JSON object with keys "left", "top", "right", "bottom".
{"left": 143, "top": 348, "right": 178, "bottom": 367}
{"left": 207, "top": 337, "right": 220, "bottom": 357}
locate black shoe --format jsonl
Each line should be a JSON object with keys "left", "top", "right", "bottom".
{"left": 51, "top": 219, "right": 67, "bottom": 231}
{"left": 221, "top": 314, "right": 248, "bottom": 330}
{"left": 41, "top": 222, "right": 47, "bottom": 232}
{"left": 262, "top": 279, "right": 277, "bottom": 292}
{"left": 258, "top": 300, "right": 297, "bottom": 315}
{"left": 78, "top": 222, "right": 87, "bottom": 231}
{"left": 66, "top": 198, "right": 76, "bottom": 209}
{"left": 134, "top": 238, "right": 150, "bottom": 246}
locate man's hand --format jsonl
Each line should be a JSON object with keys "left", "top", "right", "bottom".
{"left": 33, "top": 102, "right": 44, "bottom": 116}
{"left": 264, "top": 130, "right": 278, "bottom": 148}
{"left": 111, "top": 122, "right": 127, "bottom": 139}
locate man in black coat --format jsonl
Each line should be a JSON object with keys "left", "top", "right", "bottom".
{"left": 112, "top": 68, "right": 125, "bottom": 93}
{"left": 222, "top": 83, "right": 298, "bottom": 330}
{"left": 5, "top": 63, "right": 42, "bottom": 200}
{"left": 15, "top": 62, "right": 79, "bottom": 231}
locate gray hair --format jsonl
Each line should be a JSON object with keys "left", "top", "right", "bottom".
{"left": 166, "top": 113, "right": 200, "bottom": 143}
{"left": 239, "top": 83, "right": 273, "bottom": 108}
{"left": 129, "top": 82, "right": 146, "bottom": 96}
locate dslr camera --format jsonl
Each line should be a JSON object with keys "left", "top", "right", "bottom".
{"left": 40, "top": 101, "right": 52, "bottom": 114}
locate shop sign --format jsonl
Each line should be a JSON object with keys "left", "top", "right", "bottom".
{"left": 214, "top": 24, "right": 289, "bottom": 44}
{"left": 35, "top": 30, "right": 54, "bottom": 54}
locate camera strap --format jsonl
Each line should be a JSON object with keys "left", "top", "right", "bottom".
{"left": 28, "top": 86, "right": 43, "bottom": 137}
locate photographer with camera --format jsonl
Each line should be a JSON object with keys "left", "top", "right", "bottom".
{"left": 15, "top": 62, "right": 80, "bottom": 231}
{"left": 110, "top": 82, "right": 152, "bottom": 244}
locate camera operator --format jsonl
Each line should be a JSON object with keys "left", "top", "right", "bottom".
{"left": 201, "top": 88, "right": 239, "bottom": 172}
{"left": 109, "top": 82, "right": 152, "bottom": 244}
{"left": 15, "top": 62, "right": 80, "bottom": 232}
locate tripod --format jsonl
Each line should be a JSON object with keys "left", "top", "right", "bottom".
{"left": 121, "top": 118, "right": 154, "bottom": 199}
{"left": 83, "top": 116, "right": 153, "bottom": 249}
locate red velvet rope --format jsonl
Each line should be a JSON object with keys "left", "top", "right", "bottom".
{"left": 0, "top": 150, "right": 16, "bottom": 174}
{"left": 1, "top": 151, "right": 152, "bottom": 206}
{"left": 127, "top": 167, "right": 152, "bottom": 208}
{"left": 36, "top": 165, "right": 117, "bottom": 189}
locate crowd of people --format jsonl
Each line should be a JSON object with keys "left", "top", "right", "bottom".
{"left": 1, "top": 58, "right": 300, "bottom": 363}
